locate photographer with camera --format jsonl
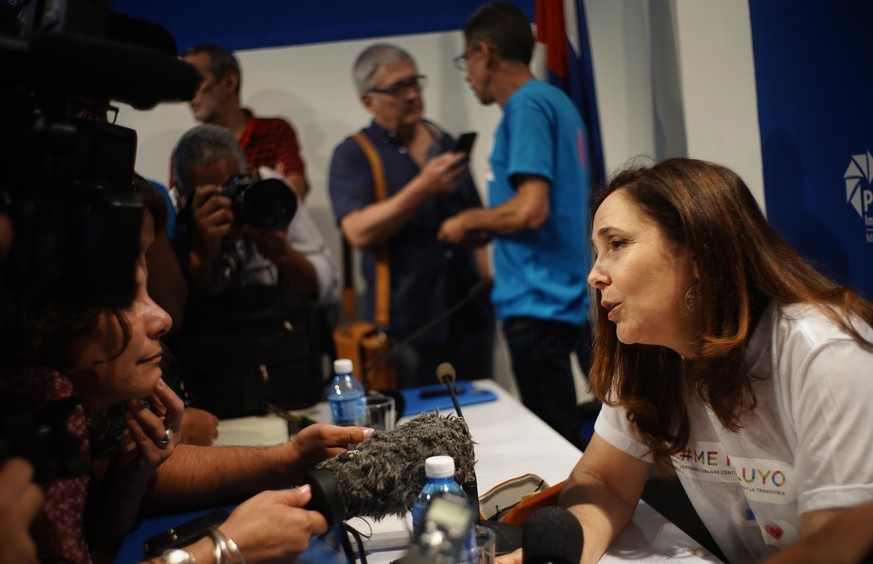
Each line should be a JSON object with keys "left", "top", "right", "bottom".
{"left": 175, "top": 43, "right": 311, "bottom": 200}
{"left": 169, "top": 124, "right": 337, "bottom": 417}
{"left": 173, "top": 124, "right": 336, "bottom": 302}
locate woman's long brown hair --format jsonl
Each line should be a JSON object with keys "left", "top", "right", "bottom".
{"left": 588, "top": 158, "right": 873, "bottom": 473}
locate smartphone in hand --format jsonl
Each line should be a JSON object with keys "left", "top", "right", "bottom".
{"left": 453, "top": 132, "right": 477, "bottom": 156}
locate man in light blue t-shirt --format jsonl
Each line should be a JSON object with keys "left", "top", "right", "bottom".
{"left": 439, "top": 2, "right": 592, "bottom": 445}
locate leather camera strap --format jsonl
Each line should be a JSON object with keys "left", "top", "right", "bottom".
{"left": 344, "top": 131, "right": 390, "bottom": 328}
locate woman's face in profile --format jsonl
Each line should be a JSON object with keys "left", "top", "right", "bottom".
{"left": 71, "top": 214, "right": 172, "bottom": 411}
{"left": 588, "top": 189, "right": 699, "bottom": 356}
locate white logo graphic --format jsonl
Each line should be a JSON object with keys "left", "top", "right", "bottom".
{"left": 843, "top": 151, "right": 873, "bottom": 243}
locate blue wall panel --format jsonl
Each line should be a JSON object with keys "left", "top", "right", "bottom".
{"left": 750, "top": 0, "right": 873, "bottom": 298}
{"left": 112, "top": 1, "right": 534, "bottom": 52}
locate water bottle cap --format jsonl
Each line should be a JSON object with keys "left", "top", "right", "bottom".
{"left": 334, "top": 359, "right": 353, "bottom": 374}
{"left": 424, "top": 455, "right": 455, "bottom": 478}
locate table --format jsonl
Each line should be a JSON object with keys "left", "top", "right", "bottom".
{"left": 118, "top": 380, "right": 721, "bottom": 563}
{"left": 217, "top": 379, "right": 579, "bottom": 489}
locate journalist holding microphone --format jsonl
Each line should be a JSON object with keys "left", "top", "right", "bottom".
{"left": 495, "top": 158, "right": 873, "bottom": 564}
{"left": 0, "top": 179, "right": 372, "bottom": 563}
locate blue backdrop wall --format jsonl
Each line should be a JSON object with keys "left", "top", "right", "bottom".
{"left": 749, "top": 0, "right": 873, "bottom": 298}
{"left": 113, "top": 1, "right": 534, "bottom": 52}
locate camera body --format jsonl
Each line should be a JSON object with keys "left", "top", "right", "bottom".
{"left": 0, "top": 0, "right": 201, "bottom": 308}
{"left": 2, "top": 114, "right": 144, "bottom": 307}
{"left": 0, "top": 0, "right": 200, "bottom": 477}
{"left": 220, "top": 174, "right": 298, "bottom": 231}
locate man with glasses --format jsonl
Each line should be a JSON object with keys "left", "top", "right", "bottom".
{"left": 438, "top": 2, "right": 592, "bottom": 446}
{"left": 328, "top": 42, "right": 494, "bottom": 389}
{"left": 172, "top": 44, "right": 310, "bottom": 200}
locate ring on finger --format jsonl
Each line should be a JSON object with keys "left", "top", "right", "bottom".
{"left": 155, "top": 426, "right": 173, "bottom": 448}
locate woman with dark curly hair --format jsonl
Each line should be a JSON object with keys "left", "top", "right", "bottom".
{"left": 0, "top": 181, "right": 181, "bottom": 562}
{"left": 0, "top": 178, "right": 370, "bottom": 563}
{"left": 548, "top": 158, "right": 873, "bottom": 564}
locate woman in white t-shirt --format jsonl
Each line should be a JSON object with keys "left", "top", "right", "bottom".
{"left": 530, "top": 158, "right": 873, "bottom": 564}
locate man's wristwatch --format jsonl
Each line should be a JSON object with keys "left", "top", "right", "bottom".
{"left": 160, "top": 548, "right": 197, "bottom": 564}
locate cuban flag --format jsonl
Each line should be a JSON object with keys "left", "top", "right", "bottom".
{"left": 535, "top": 0, "right": 606, "bottom": 187}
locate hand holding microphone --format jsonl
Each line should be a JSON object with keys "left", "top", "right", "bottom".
{"left": 305, "top": 412, "right": 476, "bottom": 525}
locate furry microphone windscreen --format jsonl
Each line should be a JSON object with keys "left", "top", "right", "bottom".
{"left": 307, "top": 412, "right": 476, "bottom": 524}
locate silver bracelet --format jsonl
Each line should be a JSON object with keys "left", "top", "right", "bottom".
{"left": 207, "top": 527, "right": 231, "bottom": 564}
{"left": 207, "top": 527, "right": 245, "bottom": 564}
{"left": 160, "top": 548, "right": 197, "bottom": 564}
{"left": 223, "top": 534, "right": 246, "bottom": 564}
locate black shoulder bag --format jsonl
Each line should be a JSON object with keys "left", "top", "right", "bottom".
{"left": 174, "top": 284, "right": 327, "bottom": 418}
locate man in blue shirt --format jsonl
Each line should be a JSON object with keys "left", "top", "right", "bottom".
{"left": 329, "top": 43, "right": 494, "bottom": 388}
{"left": 439, "top": 2, "right": 592, "bottom": 444}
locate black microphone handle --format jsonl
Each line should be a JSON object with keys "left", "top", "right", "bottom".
{"left": 305, "top": 412, "right": 477, "bottom": 524}
{"left": 442, "top": 374, "right": 465, "bottom": 420}
{"left": 438, "top": 364, "right": 478, "bottom": 519}
{"left": 453, "top": 380, "right": 477, "bottom": 520}
{"left": 304, "top": 468, "right": 346, "bottom": 525}
{"left": 462, "top": 479, "right": 481, "bottom": 525}
{"left": 363, "top": 280, "right": 490, "bottom": 378}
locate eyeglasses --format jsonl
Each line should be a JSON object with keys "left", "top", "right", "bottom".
{"left": 452, "top": 48, "right": 480, "bottom": 72}
{"left": 71, "top": 100, "right": 119, "bottom": 124}
{"left": 369, "top": 75, "right": 427, "bottom": 97}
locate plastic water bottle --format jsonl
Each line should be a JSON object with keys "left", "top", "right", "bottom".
{"left": 328, "top": 358, "right": 367, "bottom": 426}
{"left": 411, "top": 456, "right": 475, "bottom": 561}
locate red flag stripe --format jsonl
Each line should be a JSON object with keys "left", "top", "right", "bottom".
{"left": 536, "top": 0, "right": 569, "bottom": 79}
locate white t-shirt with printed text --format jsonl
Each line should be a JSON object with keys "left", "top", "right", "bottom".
{"left": 595, "top": 302, "right": 873, "bottom": 563}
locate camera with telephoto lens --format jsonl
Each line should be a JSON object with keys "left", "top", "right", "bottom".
{"left": 220, "top": 174, "right": 298, "bottom": 231}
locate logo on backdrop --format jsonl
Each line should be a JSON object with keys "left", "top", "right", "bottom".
{"left": 843, "top": 151, "right": 873, "bottom": 243}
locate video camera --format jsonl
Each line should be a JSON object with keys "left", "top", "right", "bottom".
{"left": 221, "top": 174, "right": 298, "bottom": 231}
{"left": 0, "top": 0, "right": 200, "bottom": 308}
{"left": 0, "top": 0, "right": 199, "bottom": 482}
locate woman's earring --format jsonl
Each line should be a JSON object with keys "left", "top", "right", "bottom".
{"left": 685, "top": 282, "right": 701, "bottom": 312}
